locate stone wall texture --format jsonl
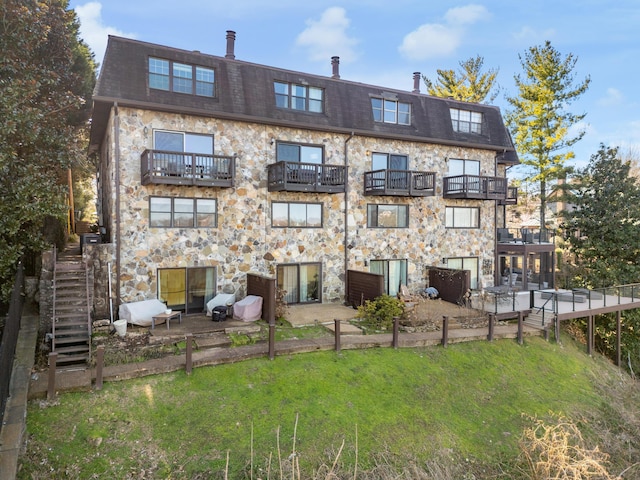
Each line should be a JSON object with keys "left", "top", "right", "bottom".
{"left": 100, "top": 106, "right": 505, "bottom": 306}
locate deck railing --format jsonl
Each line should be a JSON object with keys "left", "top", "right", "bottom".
{"left": 140, "top": 149, "right": 235, "bottom": 187}
{"left": 443, "top": 174, "right": 507, "bottom": 199}
{"left": 364, "top": 169, "right": 435, "bottom": 196}
{"left": 267, "top": 161, "right": 346, "bottom": 193}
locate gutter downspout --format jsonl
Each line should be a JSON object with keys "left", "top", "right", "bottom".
{"left": 344, "top": 132, "right": 354, "bottom": 304}
{"left": 114, "top": 103, "right": 121, "bottom": 307}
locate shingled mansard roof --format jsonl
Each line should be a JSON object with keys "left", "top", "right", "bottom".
{"left": 89, "top": 35, "right": 518, "bottom": 164}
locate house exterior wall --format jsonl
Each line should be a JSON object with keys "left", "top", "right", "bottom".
{"left": 105, "top": 106, "right": 499, "bottom": 304}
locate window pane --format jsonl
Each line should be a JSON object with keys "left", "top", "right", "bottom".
{"left": 378, "top": 205, "right": 397, "bottom": 227}
{"left": 372, "top": 153, "right": 388, "bottom": 171}
{"left": 445, "top": 207, "right": 454, "bottom": 227}
{"left": 383, "top": 99, "right": 397, "bottom": 123}
{"left": 371, "top": 98, "right": 383, "bottom": 121}
{"left": 174, "top": 198, "right": 194, "bottom": 213}
{"left": 277, "top": 143, "right": 299, "bottom": 162}
{"left": 150, "top": 197, "right": 171, "bottom": 212}
{"left": 195, "top": 67, "right": 214, "bottom": 96}
{"left": 289, "top": 204, "right": 306, "bottom": 226}
{"left": 174, "top": 212, "right": 193, "bottom": 227}
{"left": 398, "top": 103, "right": 411, "bottom": 125}
{"left": 149, "top": 58, "right": 169, "bottom": 90}
{"left": 272, "top": 203, "right": 288, "bottom": 227}
{"left": 447, "top": 159, "right": 465, "bottom": 176}
{"left": 307, "top": 204, "right": 322, "bottom": 227}
{"left": 173, "top": 63, "right": 193, "bottom": 94}
{"left": 300, "top": 146, "right": 322, "bottom": 164}
{"left": 185, "top": 134, "right": 213, "bottom": 154}
{"left": 466, "top": 160, "right": 480, "bottom": 175}
{"left": 196, "top": 199, "right": 216, "bottom": 227}
{"left": 389, "top": 155, "right": 408, "bottom": 170}
{"left": 154, "top": 131, "right": 184, "bottom": 152}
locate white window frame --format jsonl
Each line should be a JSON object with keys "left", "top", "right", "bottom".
{"left": 445, "top": 207, "right": 480, "bottom": 228}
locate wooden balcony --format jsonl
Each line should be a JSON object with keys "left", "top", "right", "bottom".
{"left": 364, "top": 170, "right": 436, "bottom": 197}
{"left": 442, "top": 174, "right": 507, "bottom": 199}
{"left": 498, "top": 186, "right": 518, "bottom": 205}
{"left": 267, "top": 161, "right": 346, "bottom": 193}
{"left": 141, "top": 150, "right": 235, "bottom": 188}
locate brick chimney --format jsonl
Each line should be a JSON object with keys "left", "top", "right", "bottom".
{"left": 412, "top": 72, "right": 421, "bottom": 93}
{"left": 331, "top": 56, "right": 340, "bottom": 79}
{"left": 225, "top": 30, "right": 236, "bottom": 59}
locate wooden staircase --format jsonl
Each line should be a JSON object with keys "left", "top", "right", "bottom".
{"left": 524, "top": 310, "right": 555, "bottom": 330}
{"left": 52, "top": 244, "right": 92, "bottom": 368}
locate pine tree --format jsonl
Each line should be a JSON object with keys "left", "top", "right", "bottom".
{"left": 562, "top": 145, "right": 640, "bottom": 287}
{"left": 506, "top": 41, "right": 590, "bottom": 229}
{"left": 422, "top": 55, "right": 499, "bottom": 103}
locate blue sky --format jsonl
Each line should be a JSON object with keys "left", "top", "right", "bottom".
{"left": 69, "top": 0, "right": 640, "bottom": 174}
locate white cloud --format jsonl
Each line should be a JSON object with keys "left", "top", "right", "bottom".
{"left": 444, "top": 4, "right": 490, "bottom": 25}
{"left": 74, "top": 2, "right": 137, "bottom": 66}
{"left": 597, "top": 87, "right": 624, "bottom": 107}
{"left": 398, "top": 4, "right": 490, "bottom": 61}
{"left": 295, "top": 7, "right": 359, "bottom": 64}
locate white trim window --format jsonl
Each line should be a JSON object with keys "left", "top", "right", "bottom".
{"left": 371, "top": 98, "right": 411, "bottom": 125}
{"left": 149, "top": 57, "right": 215, "bottom": 97}
{"left": 445, "top": 207, "right": 480, "bottom": 228}
{"left": 274, "top": 82, "right": 324, "bottom": 113}
{"left": 450, "top": 108, "right": 483, "bottom": 134}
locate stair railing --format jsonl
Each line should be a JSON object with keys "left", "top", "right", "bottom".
{"left": 84, "top": 259, "right": 92, "bottom": 360}
{"left": 51, "top": 245, "right": 57, "bottom": 351}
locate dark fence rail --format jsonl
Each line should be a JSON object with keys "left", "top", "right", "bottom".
{"left": 140, "top": 149, "right": 235, "bottom": 187}
{"left": 247, "top": 273, "right": 276, "bottom": 324}
{"left": 428, "top": 267, "right": 470, "bottom": 305}
{"left": 346, "top": 270, "right": 384, "bottom": 307}
{"left": 0, "top": 262, "right": 25, "bottom": 426}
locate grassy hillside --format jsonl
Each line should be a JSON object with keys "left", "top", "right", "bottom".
{"left": 20, "top": 334, "right": 640, "bottom": 479}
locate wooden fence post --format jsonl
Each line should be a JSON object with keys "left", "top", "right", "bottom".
{"left": 334, "top": 319, "right": 341, "bottom": 353}
{"left": 392, "top": 316, "right": 399, "bottom": 349}
{"left": 47, "top": 352, "right": 57, "bottom": 401}
{"left": 95, "top": 346, "right": 105, "bottom": 390}
{"left": 441, "top": 316, "right": 449, "bottom": 348}
{"left": 185, "top": 333, "right": 193, "bottom": 374}
{"left": 587, "top": 315, "right": 593, "bottom": 356}
{"left": 517, "top": 311, "right": 524, "bottom": 345}
{"left": 487, "top": 313, "right": 495, "bottom": 341}
{"left": 268, "top": 322, "right": 276, "bottom": 360}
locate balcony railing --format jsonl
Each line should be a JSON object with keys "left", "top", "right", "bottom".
{"left": 442, "top": 174, "right": 507, "bottom": 199}
{"left": 498, "top": 186, "right": 518, "bottom": 205}
{"left": 267, "top": 161, "right": 347, "bottom": 193}
{"left": 141, "top": 150, "right": 235, "bottom": 187}
{"left": 497, "top": 227, "right": 554, "bottom": 245}
{"left": 364, "top": 169, "right": 436, "bottom": 197}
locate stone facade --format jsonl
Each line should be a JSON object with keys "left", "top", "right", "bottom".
{"left": 100, "top": 107, "right": 502, "bottom": 306}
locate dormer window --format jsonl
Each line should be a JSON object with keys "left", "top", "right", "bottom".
{"left": 149, "top": 57, "right": 215, "bottom": 97}
{"left": 274, "top": 81, "right": 324, "bottom": 113}
{"left": 450, "top": 108, "right": 483, "bottom": 134}
{"left": 371, "top": 98, "right": 411, "bottom": 125}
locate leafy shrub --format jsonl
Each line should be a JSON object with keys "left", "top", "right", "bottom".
{"left": 356, "top": 295, "right": 404, "bottom": 331}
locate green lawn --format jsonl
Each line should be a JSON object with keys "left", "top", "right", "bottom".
{"left": 20, "top": 335, "right": 639, "bottom": 479}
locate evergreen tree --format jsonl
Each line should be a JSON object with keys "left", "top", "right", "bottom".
{"left": 422, "top": 55, "right": 499, "bottom": 103}
{"left": 562, "top": 145, "right": 640, "bottom": 287}
{"left": 506, "top": 41, "right": 590, "bottom": 229}
{"left": 0, "top": 0, "right": 96, "bottom": 300}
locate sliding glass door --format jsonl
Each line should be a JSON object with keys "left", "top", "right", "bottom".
{"left": 277, "top": 263, "right": 321, "bottom": 304}
{"left": 369, "top": 259, "right": 407, "bottom": 297}
{"left": 158, "top": 267, "right": 216, "bottom": 314}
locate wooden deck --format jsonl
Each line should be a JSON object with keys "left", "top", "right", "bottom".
{"left": 476, "top": 286, "right": 640, "bottom": 323}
